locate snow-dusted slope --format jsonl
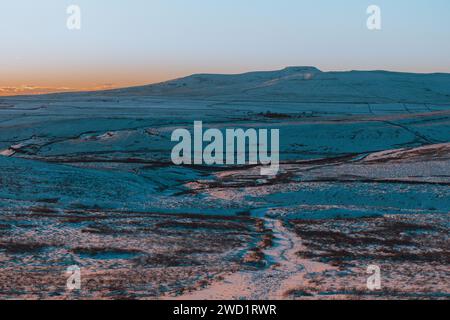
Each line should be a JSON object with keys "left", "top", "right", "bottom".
{"left": 105, "top": 66, "right": 450, "bottom": 104}
{"left": 1, "top": 66, "right": 450, "bottom": 299}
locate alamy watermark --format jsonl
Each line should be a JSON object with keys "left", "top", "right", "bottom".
{"left": 171, "top": 121, "right": 280, "bottom": 176}
{"left": 366, "top": 264, "right": 382, "bottom": 291}
{"left": 67, "top": 5, "right": 81, "bottom": 30}
{"left": 64, "top": 5, "right": 380, "bottom": 32}
{"left": 66, "top": 265, "right": 81, "bottom": 290}
{"left": 367, "top": 5, "right": 381, "bottom": 30}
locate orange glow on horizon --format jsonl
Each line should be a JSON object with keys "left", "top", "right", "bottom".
{"left": 0, "top": 67, "right": 187, "bottom": 97}
{"left": 0, "top": 84, "right": 125, "bottom": 96}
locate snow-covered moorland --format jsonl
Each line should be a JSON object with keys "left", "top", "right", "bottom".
{"left": 0, "top": 67, "right": 449, "bottom": 299}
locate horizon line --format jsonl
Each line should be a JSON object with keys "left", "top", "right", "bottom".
{"left": 2, "top": 66, "right": 450, "bottom": 98}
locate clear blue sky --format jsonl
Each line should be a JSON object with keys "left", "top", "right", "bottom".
{"left": 1, "top": 0, "right": 450, "bottom": 94}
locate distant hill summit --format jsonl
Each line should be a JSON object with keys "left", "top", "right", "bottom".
{"left": 106, "top": 66, "right": 450, "bottom": 104}
{"left": 112, "top": 66, "right": 322, "bottom": 96}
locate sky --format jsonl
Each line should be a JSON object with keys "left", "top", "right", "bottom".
{"left": 1, "top": 0, "right": 450, "bottom": 95}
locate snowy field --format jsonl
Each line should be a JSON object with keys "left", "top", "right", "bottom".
{"left": 0, "top": 67, "right": 449, "bottom": 299}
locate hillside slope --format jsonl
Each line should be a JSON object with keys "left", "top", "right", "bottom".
{"left": 105, "top": 66, "right": 450, "bottom": 104}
